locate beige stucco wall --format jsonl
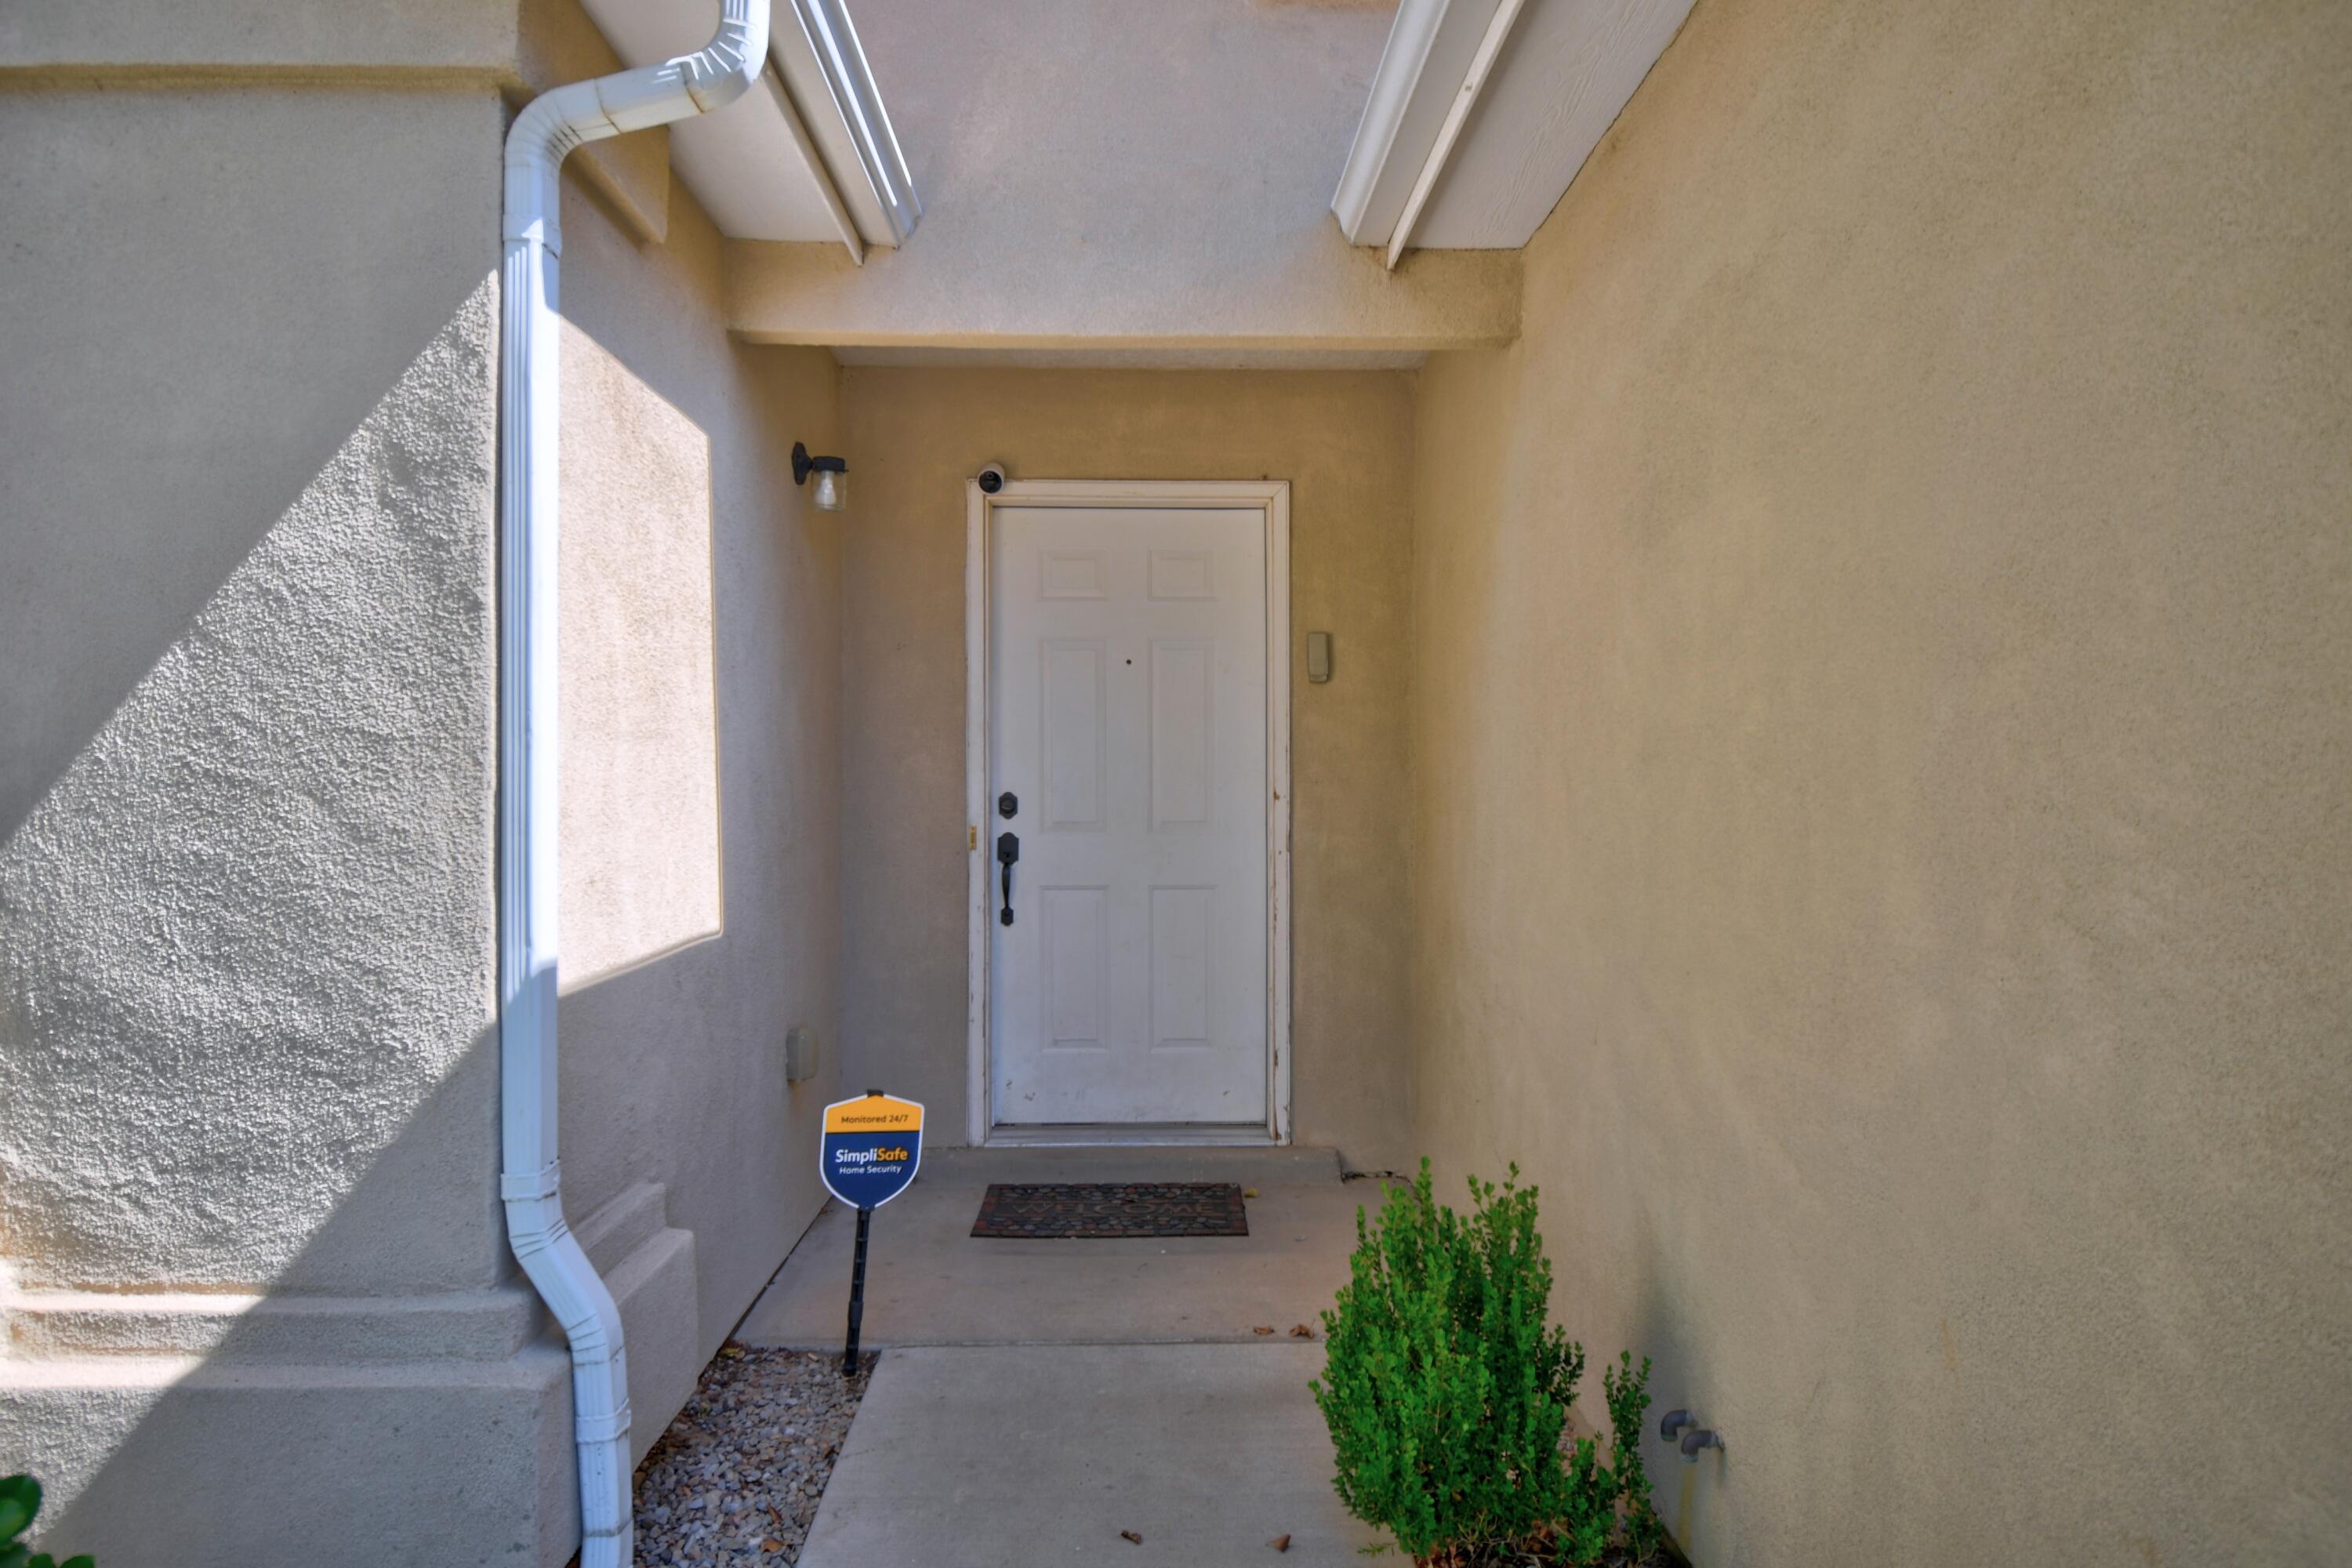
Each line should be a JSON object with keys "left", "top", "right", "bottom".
{"left": 838, "top": 368, "right": 1416, "bottom": 1167}
{"left": 0, "top": 0, "right": 673, "bottom": 248}
{"left": 1406, "top": 0, "right": 2351, "bottom": 1564}
{"left": 0, "top": 79, "right": 533, "bottom": 1563}
{"left": 554, "top": 162, "right": 848, "bottom": 1365}
{"left": 0, "top": 82, "right": 507, "bottom": 1302}
{"left": 0, "top": 9, "right": 844, "bottom": 1556}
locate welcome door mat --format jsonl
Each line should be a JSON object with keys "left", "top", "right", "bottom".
{"left": 971, "top": 1181, "right": 1250, "bottom": 1239}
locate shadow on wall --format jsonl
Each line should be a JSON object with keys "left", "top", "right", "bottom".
{"left": 1624, "top": 1252, "right": 1723, "bottom": 1563}
{"left": 0, "top": 304, "right": 479, "bottom": 858}
{"left": 0, "top": 278, "right": 760, "bottom": 1561}
{"left": 0, "top": 279, "right": 510, "bottom": 1301}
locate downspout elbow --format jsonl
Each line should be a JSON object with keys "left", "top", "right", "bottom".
{"left": 503, "top": 0, "right": 770, "bottom": 242}
{"left": 674, "top": 0, "right": 771, "bottom": 114}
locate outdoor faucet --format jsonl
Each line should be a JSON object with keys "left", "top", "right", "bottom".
{"left": 1679, "top": 1426, "right": 1725, "bottom": 1462}
{"left": 1658, "top": 1409, "right": 1692, "bottom": 1441}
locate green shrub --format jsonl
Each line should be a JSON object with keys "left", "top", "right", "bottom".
{"left": 1309, "top": 1161, "right": 1661, "bottom": 1566}
{"left": 1, "top": 1475, "right": 93, "bottom": 1568}
{"left": 1604, "top": 1352, "right": 1664, "bottom": 1563}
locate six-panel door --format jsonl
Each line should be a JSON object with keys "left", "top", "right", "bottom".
{"left": 989, "top": 506, "right": 1269, "bottom": 1126}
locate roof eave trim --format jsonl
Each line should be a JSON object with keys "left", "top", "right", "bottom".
{"left": 775, "top": 0, "right": 921, "bottom": 247}
{"left": 1330, "top": 0, "right": 1512, "bottom": 257}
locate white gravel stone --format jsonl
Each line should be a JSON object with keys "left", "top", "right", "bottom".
{"left": 633, "top": 1345, "right": 874, "bottom": 1565}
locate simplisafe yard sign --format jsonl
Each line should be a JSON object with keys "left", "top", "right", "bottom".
{"left": 819, "top": 1091, "right": 924, "bottom": 1209}
{"left": 821, "top": 1090, "right": 923, "bottom": 1377}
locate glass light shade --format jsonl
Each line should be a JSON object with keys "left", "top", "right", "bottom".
{"left": 811, "top": 468, "right": 847, "bottom": 513}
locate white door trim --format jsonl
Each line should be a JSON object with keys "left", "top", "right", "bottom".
{"left": 967, "top": 478, "right": 1292, "bottom": 1148}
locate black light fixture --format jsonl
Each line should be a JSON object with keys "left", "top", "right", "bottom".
{"left": 792, "top": 441, "right": 848, "bottom": 513}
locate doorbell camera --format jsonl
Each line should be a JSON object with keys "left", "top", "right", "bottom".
{"left": 976, "top": 463, "right": 1007, "bottom": 494}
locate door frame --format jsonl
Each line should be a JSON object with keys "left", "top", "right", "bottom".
{"left": 965, "top": 478, "right": 1293, "bottom": 1147}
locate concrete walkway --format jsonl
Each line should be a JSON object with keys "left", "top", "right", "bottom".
{"left": 737, "top": 1147, "right": 1396, "bottom": 1566}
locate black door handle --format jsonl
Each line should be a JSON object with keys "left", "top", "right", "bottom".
{"left": 995, "top": 832, "right": 1020, "bottom": 926}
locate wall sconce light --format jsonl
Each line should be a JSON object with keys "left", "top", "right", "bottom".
{"left": 793, "top": 441, "right": 848, "bottom": 513}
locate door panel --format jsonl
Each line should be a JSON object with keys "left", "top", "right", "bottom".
{"left": 989, "top": 506, "right": 1268, "bottom": 1126}
{"left": 1149, "top": 640, "right": 1213, "bottom": 828}
{"left": 1040, "top": 640, "right": 1107, "bottom": 829}
{"left": 1040, "top": 885, "right": 1109, "bottom": 1051}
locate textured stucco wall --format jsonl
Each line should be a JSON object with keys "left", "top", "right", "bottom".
{"left": 1406, "top": 1, "right": 2351, "bottom": 1563}
{"left": 1, "top": 18, "right": 843, "bottom": 1555}
{"left": 0, "top": 78, "right": 544, "bottom": 1566}
{"left": 0, "top": 0, "right": 632, "bottom": 84}
{"left": 0, "top": 85, "right": 506, "bottom": 1296}
{"left": 0, "top": 0, "right": 525, "bottom": 72}
{"left": 0, "top": 0, "right": 674, "bottom": 258}
{"left": 554, "top": 172, "right": 847, "bottom": 1361}
{"left": 837, "top": 368, "right": 1415, "bottom": 1167}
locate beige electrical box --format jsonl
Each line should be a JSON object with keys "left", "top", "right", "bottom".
{"left": 784, "top": 1025, "right": 819, "bottom": 1083}
{"left": 1307, "top": 630, "right": 1334, "bottom": 684}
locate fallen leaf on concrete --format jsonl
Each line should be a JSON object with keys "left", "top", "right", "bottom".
{"left": 1243, "top": 1188, "right": 1260, "bottom": 1199}
{"left": 1252, "top": 1325, "right": 1275, "bottom": 1336}
{"left": 1121, "top": 1530, "right": 1144, "bottom": 1544}
{"left": 1288, "top": 1324, "right": 1314, "bottom": 1339}
{"left": 1268, "top": 1534, "right": 1291, "bottom": 1552}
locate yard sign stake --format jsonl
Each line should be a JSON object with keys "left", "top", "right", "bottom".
{"left": 818, "top": 1091, "right": 924, "bottom": 1376}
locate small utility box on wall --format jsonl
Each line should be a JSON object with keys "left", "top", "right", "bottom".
{"left": 1307, "top": 631, "right": 1334, "bottom": 684}
{"left": 784, "top": 1025, "right": 820, "bottom": 1083}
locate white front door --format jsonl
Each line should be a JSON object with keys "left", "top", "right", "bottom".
{"left": 989, "top": 504, "right": 1269, "bottom": 1126}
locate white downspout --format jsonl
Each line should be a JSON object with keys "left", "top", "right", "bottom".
{"left": 498, "top": 4, "right": 768, "bottom": 1564}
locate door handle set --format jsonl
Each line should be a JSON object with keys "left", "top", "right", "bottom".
{"left": 997, "top": 789, "right": 1025, "bottom": 926}
{"left": 996, "top": 831, "right": 1020, "bottom": 925}
{"left": 994, "top": 791, "right": 1021, "bottom": 925}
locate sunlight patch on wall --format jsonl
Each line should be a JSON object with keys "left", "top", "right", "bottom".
{"left": 557, "top": 322, "right": 724, "bottom": 992}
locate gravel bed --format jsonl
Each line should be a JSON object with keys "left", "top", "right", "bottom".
{"left": 633, "top": 1344, "right": 874, "bottom": 1565}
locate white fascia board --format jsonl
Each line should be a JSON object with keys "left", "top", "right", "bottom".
{"left": 773, "top": 0, "right": 922, "bottom": 247}
{"left": 1330, "top": 0, "right": 1507, "bottom": 248}
{"left": 1385, "top": 0, "right": 1525, "bottom": 269}
{"left": 1408, "top": 0, "right": 1695, "bottom": 249}
{"left": 1335, "top": 0, "right": 1697, "bottom": 260}
{"left": 574, "top": 0, "right": 918, "bottom": 253}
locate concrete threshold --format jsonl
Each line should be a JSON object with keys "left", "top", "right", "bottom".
{"left": 737, "top": 1146, "right": 1371, "bottom": 1350}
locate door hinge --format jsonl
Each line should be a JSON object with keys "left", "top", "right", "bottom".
{"left": 969, "top": 824, "right": 978, "bottom": 851}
